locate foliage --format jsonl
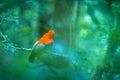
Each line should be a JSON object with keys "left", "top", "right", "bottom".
{"left": 0, "top": 0, "right": 120, "bottom": 80}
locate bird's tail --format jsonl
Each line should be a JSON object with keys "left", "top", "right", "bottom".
{"left": 29, "top": 51, "right": 36, "bottom": 62}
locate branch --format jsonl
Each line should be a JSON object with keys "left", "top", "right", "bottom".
{"left": 0, "top": 32, "right": 7, "bottom": 40}
{"left": 15, "top": 47, "right": 32, "bottom": 51}
{"left": 0, "top": 31, "right": 32, "bottom": 52}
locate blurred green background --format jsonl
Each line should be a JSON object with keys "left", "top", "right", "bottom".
{"left": 0, "top": 0, "right": 120, "bottom": 80}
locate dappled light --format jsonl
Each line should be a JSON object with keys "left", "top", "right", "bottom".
{"left": 0, "top": 0, "right": 120, "bottom": 80}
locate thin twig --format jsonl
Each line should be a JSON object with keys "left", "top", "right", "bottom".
{"left": 0, "top": 32, "right": 6, "bottom": 39}
{"left": 11, "top": 45, "right": 32, "bottom": 51}
{"left": 0, "top": 32, "right": 32, "bottom": 51}
{"left": 15, "top": 47, "right": 32, "bottom": 51}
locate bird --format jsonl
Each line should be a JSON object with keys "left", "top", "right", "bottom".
{"left": 29, "top": 30, "right": 55, "bottom": 62}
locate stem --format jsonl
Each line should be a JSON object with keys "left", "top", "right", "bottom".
{"left": 15, "top": 47, "right": 32, "bottom": 51}
{"left": 0, "top": 32, "right": 32, "bottom": 52}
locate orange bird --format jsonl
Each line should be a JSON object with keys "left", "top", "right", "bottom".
{"left": 29, "top": 30, "right": 55, "bottom": 62}
{"left": 36, "top": 30, "right": 55, "bottom": 46}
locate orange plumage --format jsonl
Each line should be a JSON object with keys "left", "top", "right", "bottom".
{"left": 36, "top": 30, "right": 55, "bottom": 46}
